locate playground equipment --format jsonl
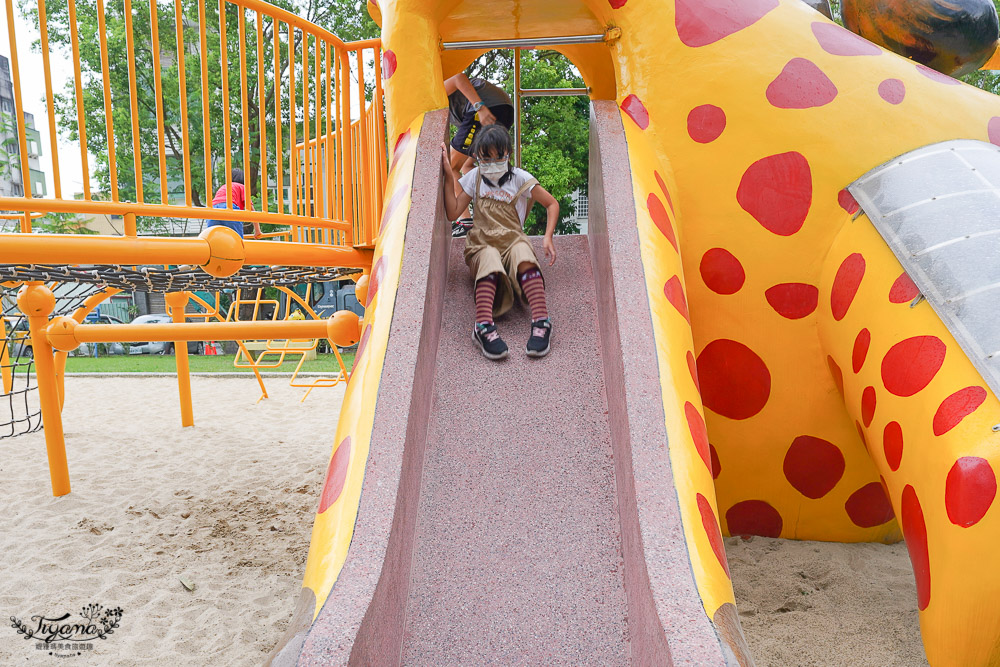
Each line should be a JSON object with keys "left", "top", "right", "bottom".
{"left": 8, "top": 0, "right": 1000, "bottom": 665}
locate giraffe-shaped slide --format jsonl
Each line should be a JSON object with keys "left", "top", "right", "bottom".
{"left": 273, "top": 1, "right": 1000, "bottom": 664}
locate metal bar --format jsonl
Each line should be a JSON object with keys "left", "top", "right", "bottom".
{"left": 273, "top": 20, "right": 283, "bottom": 215}
{"left": 256, "top": 11, "right": 267, "bottom": 212}
{"left": 224, "top": 0, "right": 346, "bottom": 48}
{"left": 150, "top": 0, "right": 168, "bottom": 204}
{"left": 37, "top": 0, "right": 61, "bottom": 198}
{"left": 355, "top": 48, "right": 370, "bottom": 245}
{"left": 123, "top": 0, "right": 144, "bottom": 202}
{"left": 4, "top": 0, "right": 29, "bottom": 199}
{"left": 519, "top": 88, "right": 590, "bottom": 97}
{"left": 175, "top": 0, "right": 192, "bottom": 207}
{"left": 302, "top": 32, "right": 311, "bottom": 217}
{"left": 513, "top": 47, "right": 520, "bottom": 168}
{"left": 442, "top": 34, "right": 605, "bottom": 50}
{"left": 167, "top": 293, "right": 194, "bottom": 427}
{"left": 220, "top": 0, "right": 232, "bottom": 210}
{"left": 68, "top": 0, "right": 89, "bottom": 199}
{"left": 198, "top": 0, "right": 212, "bottom": 205}
{"left": 63, "top": 318, "right": 333, "bottom": 344}
{"left": 288, "top": 24, "right": 296, "bottom": 218}
{"left": 324, "top": 42, "right": 332, "bottom": 224}
{"left": 96, "top": 0, "right": 118, "bottom": 200}
{"left": 314, "top": 36, "right": 322, "bottom": 221}
{"left": 0, "top": 233, "right": 371, "bottom": 267}
{"left": 239, "top": 5, "right": 251, "bottom": 202}
{"left": 339, "top": 49, "right": 353, "bottom": 243}
{"left": 0, "top": 196, "right": 352, "bottom": 229}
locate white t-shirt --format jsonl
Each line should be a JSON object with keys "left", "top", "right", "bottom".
{"left": 459, "top": 167, "right": 538, "bottom": 225}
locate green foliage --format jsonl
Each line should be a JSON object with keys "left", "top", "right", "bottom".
{"left": 20, "top": 0, "right": 377, "bottom": 231}
{"left": 468, "top": 50, "right": 588, "bottom": 235}
{"left": 35, "top": 210, "right": 96, "bottom": 234}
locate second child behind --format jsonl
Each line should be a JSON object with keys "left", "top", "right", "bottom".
{"left": 207, "top": 168, "right": 263, "bottom": 239}
{"left": 441, "top": 124, "right": 560, "bottom": 360}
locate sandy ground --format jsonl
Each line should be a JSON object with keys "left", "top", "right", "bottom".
{"left": 0, "top": 377, "right": 929, "bottom": 665}
{"left": 727, "top": 536, "right": 929, "bottom": 667}
{"left": 1, "top": 377, "right": 342, "bottom": 666}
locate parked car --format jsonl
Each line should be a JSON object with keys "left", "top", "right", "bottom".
{"left": 76, "top": 314, "right": 127, "bottom": 356}
{"left": 10, "top": 314, "right": 127, "bottom": 357}
{"left": 127, "top": 314, "right": 204, "bottom": 355}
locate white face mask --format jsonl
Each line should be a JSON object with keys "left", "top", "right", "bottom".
{"left": 479, "top": 159, "right": 509, "bottom": 180}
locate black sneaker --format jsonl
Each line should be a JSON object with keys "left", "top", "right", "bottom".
{"left": 526, "top": 318, "right": 552, "bottom": 358}
{"left": 473, "top": 322, "right": 508, "bottom": 360}
{"left": 451, "top": 218, "right": 473, "bottom": 237}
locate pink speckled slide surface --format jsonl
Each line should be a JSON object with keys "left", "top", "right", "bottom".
{"left": 293, "top": 104, "right": 743, "bottom": 666}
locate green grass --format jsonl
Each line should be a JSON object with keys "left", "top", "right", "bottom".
{"left": 63, "top": 351, "right": 355, "bottom": 373}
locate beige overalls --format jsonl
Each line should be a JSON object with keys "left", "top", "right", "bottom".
{"left": 463, "top": 171, "right": 542, "bottom": 317}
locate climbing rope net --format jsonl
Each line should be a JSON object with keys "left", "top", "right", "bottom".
{"left": 1, "top": 281, "right": 109, "bottom": 438}
{"left": 0, "top": 264, "right": 361, "bottom": 438}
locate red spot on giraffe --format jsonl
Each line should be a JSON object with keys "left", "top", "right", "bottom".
{"left": 710, "top": 443, "right": 721, "bottom": 479}
{"left": 687, "top": 350, "right": 701, "bottom": 393}
{"left": 811, "top": 22, "right": 882, "bottom": 56}
{"left": 852, "top": 328, "right": 871, "bottom": 373}
{"left": 765, "top": 283, "right": 818, "bottom": 319}
{"left": 855, "top": 420, "right": 869, "bottom": 452}
{"left": 933, "top": 386, "right": 987, "bottom": 435}
{"left": 737, "top": 152, "right": 812, "bottom": 236}
{"left": 608, "top": 0, "right": 627, "bottom": 7}
{"left": 697, "top": 493, "right": 731, "bottom": 577}
{"left": 879, "top": 79, "right": 906, "bottom": 104}
{"left": 390, "top": 130, "right": 412, "bottom": 170}
{"left": 654, "top": 171, "right": 675, "bottom": 215}
{"left": 700, "top": 248, "right": 745, "bottom": 295}
{"left": 766, "top": 58, "right": 838, "bottom": 109}
{"left": 687, "top": 104, "right": 727, "bottom": 143}
{"left": 989, "top": 117, "right": 1000, "bottom": 147}
{"left": 889, "top": 272, "right": 919, "bottom": 303}
{"left": 845, "top": 481, "right": 895, "bottom": 528}
{"left": 946, "top": 457, "right": 996, "bottom": 527}
{"left": 726, "top": 500, "right": 783, "bottom": 538}
{"left": 664, "top": 276, "right": 689, "bottom": 321}
{"left": 318, "top": 437, "right": 352, "bottom": 513}
{"left": 883, "top": 421, "right": 903, "bottom": 471}
{"left": 697, "top": 340, "right": 771, "bottom": 420}
{"left": 648, "top": 193, "right": 678, "bottom": 251}
{"left": 828, "top": 355, "right": 845, "bottom": 397}
{"left": 838, "top": 188, "right": 859, "bottom": 214}
{"left": 916, "top": 63, "right": 961, "bottom": 85}
{"left": 684, "top": 401, "right": 712, "bottom": 471}
{"left": 861, "top": 385, "right": 877, "bottom": 427}
{"left": 901, "top": 485, "right": 931, "bottom": 610}
{"left": 881, "top": 336, "right": 946, "bottom": 397}
{"left": 381, "top": 50, "right": 397, "bottom": 80}
{"left": 830, "top": 253, "right": 865, "bottom": 321}
{"left": 368, "top": 255, "right": 388, "bottom": 302}
{"left": 354, "top": 325, "right": 371, "bottom": 370}
{"left": 379, "top": 184, "right": 409, "bottom": 235}
{"left": 621, "top": 94, "right": 649, "bottom": 129}
{"left": 783, "top": 435, "right": 845, "bottom": 499}
{"left": 674, "top": 0, "right": 778, "bottom": 47}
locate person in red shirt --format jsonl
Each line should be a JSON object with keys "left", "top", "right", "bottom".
{"left": 207, "top": 168, "right": 262, "bottom": 238}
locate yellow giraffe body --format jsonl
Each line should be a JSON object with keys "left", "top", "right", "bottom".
{"left": 298, "top": 1, "right": 1000, "bottom": 663}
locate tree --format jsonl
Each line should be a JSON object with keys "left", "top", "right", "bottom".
{"left": 21, "top": 0, "right": 378, "bottom": 229}
{"left": 468, "top": 49, "right": 589, "bottom": 235}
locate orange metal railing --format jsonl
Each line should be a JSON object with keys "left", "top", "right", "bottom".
{"left": 0, "top": 0, "right": 386, "bottom": 250}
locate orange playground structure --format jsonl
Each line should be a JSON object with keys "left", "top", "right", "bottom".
{"left": 6, "top": 0, "right": 1000, "bottom": 665}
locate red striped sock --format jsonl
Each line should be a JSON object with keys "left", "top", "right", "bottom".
{"left": 518, "top": 268, "right": 548, "bottom": 321}
{"left": 475, "top": 274, "right": 498, "bottom": 324}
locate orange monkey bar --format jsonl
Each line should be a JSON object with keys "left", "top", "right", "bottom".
{"left": 47, "top": 316, "right": 337, "bottom": 348}
{"left": 0, "top": 231, "right": 372, "bottom": 269}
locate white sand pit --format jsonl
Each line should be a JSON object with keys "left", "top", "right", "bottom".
{"left": 0, "top": 377, "right": 341, "bottom": 665}
{"left": 1, "top": 377, "right": 930, "bottom": 665}
{"left": 727, "top": 535, "right": 929, "bottom": 666}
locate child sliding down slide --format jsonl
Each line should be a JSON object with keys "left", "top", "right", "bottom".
{"left": 441, "top": 124, "right": 560, "bottom": 360}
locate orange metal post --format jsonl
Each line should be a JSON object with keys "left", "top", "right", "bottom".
{"left": 68, "top": 0, "right": 90, "bottom": 199}
{"left": 65, "top": 317, "right": 331, "bottom": 343}
{"left": 1, "top": 318, "right": 12, "bottom": 395}
{"left": 273, "top": 21, "right": 283, "bottom": 215}
{"left": 288, "top": 24, "right": 296, "bottom": 216}
{"left": 356, "top": 49, "right": 371, "bottom": 245}
{"left": 256, "top": 12, "right": 267, "bottom": 212}
{"left": 150, "top": 0, "right": 168, "bottom": 204}
{"left": 166, "top": 292, "right": 194, "bottom": 427}
{"left": 96, "top": 0, "right": 118, "bottom": 200}
{"left": 302, "top": 32, "right": 311, "bottom": 217}
{"left": 174, "top": 0, "right": 191, "bottom": 207}
{"left": 37, "top": 0, "right": 62, "bottom": 198}
{"left": 339, "top": 49, "right": 354, "bottom": 244}
{"left": 198, "top": 0, "right": 212, "bottom": 205}
{"left": 123, "top": 0, "right": 144, "bottom": 202}
{"left": 5, "top": 0, "right": 32, "bottom": 199}
{"left": 220, "top": 0, "right": 232, "bottom": 210}
{"left": 18, "top": 283, "right": 70, "bottom": 497}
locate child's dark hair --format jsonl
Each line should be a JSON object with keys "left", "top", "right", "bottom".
{"left": 471, "top": 124, "right": 512, "bottom": 159}
{"left": 231, "top": 167, "right": 244, "bottom": 184}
